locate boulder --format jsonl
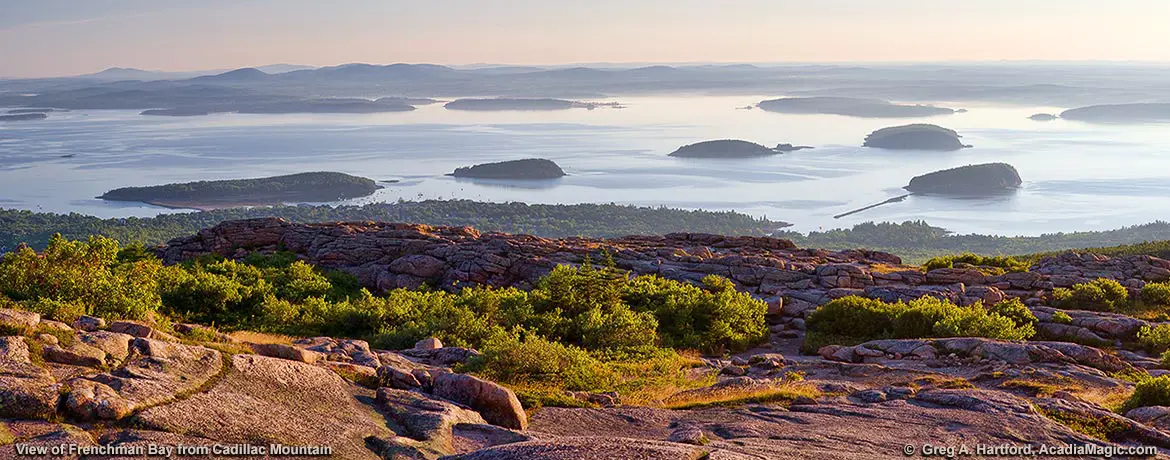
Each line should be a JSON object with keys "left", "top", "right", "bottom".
{"left": 250, "top": 342, "right": 323, "bottom": 364}
{"left": 107, "top": 320, "right": 156, "bottom": 338}
{"left": 415, "top": 337, "right": 444, "bottom": 350}
{"left": 44, "top": 341, "right": 107, "bottom": 368}
{"left": 373, "top": 387, "right": 487, "bottom": 456}
{"left": 432, "top": 372, "right": 528, "bottom": 430}
{"left": 665, "top": 426, "right": 709, "bottom": 446}
{"left": 72, "top": 315, "right": 105, "bottom": 332}
{"left": 377, "top": 365, "right": 423, "bottom": 390}
{"left": 0, "top": 308, "right": 39, "bottom": 333}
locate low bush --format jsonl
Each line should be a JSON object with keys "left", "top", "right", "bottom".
{"left": 922, "top": 253, "right": 1029, "bottom": 274}
{"left": 1142, "top": 282, "right": 1170, "bottom": 307}
{"left": 804, "top": 295, "right": 1036, "bottom": 348}
{"left": 1137, "top": 324, "right": 1170, "bottom": 354}
{"left": 1051, "top": 278, "right": 1129, "bottom": 312}
{"left": 461, "top": 333, "right": 616, "bottom": 391}
{"left": 1121, "top": 375, "right": 1170, "bottom": 412}
{"left": 1051, "top": 311, "right": 1074, "bottom": 324}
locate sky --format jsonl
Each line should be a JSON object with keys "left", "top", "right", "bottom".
{"left": 2, "top": 0, "right": 1169, "bottom": 78}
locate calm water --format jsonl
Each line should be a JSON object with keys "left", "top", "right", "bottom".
{"left": 2, "top": 95, "right": 1169, "bottom": 236}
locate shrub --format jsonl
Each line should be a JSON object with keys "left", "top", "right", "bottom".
{"left": 1052, "top": 278, "right": 1129, "bottom": 312}
{"left": 923, "top": 253, "right": 1028, "bottom": 274}
{"left": 932, "top": 307, "right": 1033, "bottom": 341}
{"left": 0, "top": 235, "right": 164, "bottom": 320}
{"left": 988, "top": 298, "right": 1038, "bottom": 329}
{"left": 805, "top": 295, "right": 1035, "bottom": 348}
{"left": 1122, "top": 376, "right": 1170, "bottom": 412}
{"left": 805, "top": 296, "right": 901, "bottom": 340}
{"left": 461, "top": 333, "right": 615, "bottom": 391}
{"left": 1137, "top": 324, "right": 1170, "bottom": 354}
{"left": 1142, "top": 282, "right": 1170, "bottom": 307}
{"left": 624, "top": 274, "right": 768, "bottom": 353}
{"left": 23, "top": 298, "right": 87, "bottom": 324}
{"left": 1051, "top": 311, "right": 1074, "bottom": 324}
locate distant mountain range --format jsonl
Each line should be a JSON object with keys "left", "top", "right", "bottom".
{"left": 2, "top": 62, "right": 1169, "bottom": 113}
{"left": 76, "top": 64, "right": 317, "bottom": 81}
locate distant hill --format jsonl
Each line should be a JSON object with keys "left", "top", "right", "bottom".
{"left": 192, "top": 68, "right": 270, "bottom": 82}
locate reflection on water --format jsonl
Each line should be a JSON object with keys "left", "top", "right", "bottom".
{"left": 1, "top": 95, "right": 1169, "bottom": 236}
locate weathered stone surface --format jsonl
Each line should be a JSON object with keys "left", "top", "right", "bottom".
{"left": 135, "top": 354, "right": 392, "bottom": 460}
{"left": 78, "top": 330, "right": 134, "bottom": 363}
{"left": 378, "top": 364, "right": 423, "bottom": 390}
{"left": 107, "top": 320, "right": 156, "bottom": 338}
{"left": 0, "top": 338, "right": 58, "bottom": 420}
{"left": 62, "top": 339, "right": 222, "bottom": 420}
{"left": 373, "top": 387, "right": 487, "bottom": 456}
{"left": 665, "top": 425, "right": 709, "bottom": 446}
{"left": 72, "top": 315, "right": 105, "bottom": 332}
{"left": 433, "top": 372, "right": 528, "bottom": 430}
{"left": 0, "top": 308, "right": 39, "bottom": 332}
{"left": 44, "top": 341, "right": 107, "bottom": 368}
{"left": 445, "top": 437, "right": 718, "bottom": 460}
{"left": 295, "top": 337, "right": 379, "bottom": 367}
{"left": 250, "top": 342, "right": 323, "bottom": 364}
{"left": 823, "top": 338, "right": 1128, "bottom": 373}
{"left": 415, "top": 337, "right": 443, "bottom": 350}
{"left": 403, "top": 346, "right": 483, "bottom": 366}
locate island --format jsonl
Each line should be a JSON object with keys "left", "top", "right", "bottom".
{"left": 235, "top": 98, "right": 416, "bottom": 114}
{"left": 757, "top": 97, "right": 955, "bottom": 118}
{"left": 7, "top": 108, "right": 59, "bottom": 114}
{"left": 449, "top": 159, "right": 566, "bottom": 179}
{"left": 98, "top": 172, "right": 381, "bottom": 210}
{"left": 774, "top": 143, "right": 815, "bottom": 152}
{"left": 0, "top": 113, "right": 48, "bottom": 122}
{"left": 904, "top": 163, "right": 1022, "bottom": 195}
{"left": 141, "top": 108, "right": 213, "bottom": 117}
{"left": 444, "top": 98, "right": 619, "bottom": 111}
{"left": 1029, "top": 113, "right": 1058, "bottom": 121}
{"left": 1060, "top": 103, "right": 1170, "bottom": 123}
{"left": 863, "top": 124, "right": 971, "bottom": 151}
{"left": 668, "top": 140, "right": 785, "bottom": 158}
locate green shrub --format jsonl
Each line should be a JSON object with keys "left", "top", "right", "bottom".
{"left": 932, "top": 307, "right": 1033, "bottom": 341}
{"left": 461, "top": 333, "right": 615, "bottom": 391}
{"left": 1122, "top": 376, "right": 1170, "bottom": 412}
{"left": 1052, "top": 278, "right": 1129, "bottom": 312}
{"left": 0, "top": 235, "right": 163, "bottom": 320}
{"left": 1142, "top": 282, "right": 1170, "bottom": 307}
{"left": 1138, "top": 324, "right": 1170, "bottom": 354}
{"left": 23, "top": 298, "right": 87, "bottom": 324}
{"left": 624, "top": 274, "right": 768, "bottom": 353}
{"left": 1051, "top": 311, "right": 1074, "bottom": 324}
{"left": 988, "top": 298, "right": 1038, "bottom": 329}
{"left": 922, "top": 253, "right": 1029, "bottom": 274}
{"left": 805, "top": 296, "right": 901, "bottom": 340}
{"left": 805, "top": 295, "right": 1035, "bottom": 348}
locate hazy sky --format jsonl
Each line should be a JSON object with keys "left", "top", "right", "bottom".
{"left": 3, "top": 0, "right": 1169, "bottom": 77}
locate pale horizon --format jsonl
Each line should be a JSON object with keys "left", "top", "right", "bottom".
{"left": 3, "top": 0, "right": 1170, "bottom": 78}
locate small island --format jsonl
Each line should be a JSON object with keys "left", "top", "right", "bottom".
{"left": 0, "top": 113, "right": 48, "bottom": 122}
{"left": 1029, "top": 113, "right": 1058, "bottom": 121}
{"left": 444, "top": 98, "right": 618, "bottom": 111}
{"left": 449, "top": 159, "right": 566, "bottom": 179}
{"left": 98, "top": 172, "right": 381, "bottom": 210}
{"left": 669, "top": 140, "right": 787, "bottom": 158}
{"left": 863, "top": 124, "right": 971, "bottom": 151}
{"left": 757, "top": 97, "right": 955, "bottom": 118}
{"left": 1060, "top": 103, "right": 1170, "bottom": 123}
{"left": 7, "top": 108, "right": 59, "bottom": 114}
{"left": 905, "top": 163, "right": 1022, "bottom": 196}
{"left": 774, "top": 143, "right": 815, "bottom": 152}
